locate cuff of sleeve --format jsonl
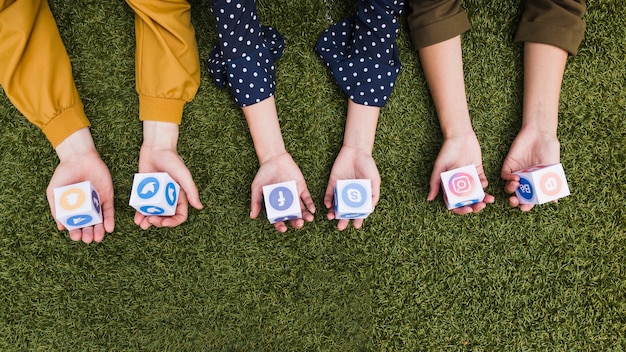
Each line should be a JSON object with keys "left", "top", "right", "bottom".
{"left": 43, "top": 103, "right": 91, "bottom": 148}
{"left": 514, "top": 21, "right": 585, "bottom": 55}
{"left": 139, "top": 95, "right": 186, "bottom": 124}
{"left": 408, "top": 11, "right": 471, "bottom": 50}
{"left": 206, "top": 26, "right": 283, "bottom": 107}
{"left": 316, "top": 18, "right": 402, "bottom": 107}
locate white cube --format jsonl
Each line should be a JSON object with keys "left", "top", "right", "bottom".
{"left": 514, "top": 163, "right": 570, "bottom": 205}
{"left": 129, "top": 172, "right": 180, "bottom": 216}
{"left": 334, "top": 179, "right": 373, "bottom": 219}
{"left": 54, "top": 181, "right": 103, "bottom": 230}
{"left": 262, "top": 180, "right": 302, "bottom": 224}
{"left": 440, "top": 164, "right": 485, "bottom": 210}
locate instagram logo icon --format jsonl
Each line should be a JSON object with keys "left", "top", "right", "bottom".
{"left": 448, "top": 172, "right": 474, "bottom": 197}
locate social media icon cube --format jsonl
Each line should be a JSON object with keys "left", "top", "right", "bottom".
{"left": 54, "top": 181, "right": 103, "bottom": 230}
{"left": 440, "top": 164, "right": 485, "bottom": 210}
{"left": 129, "top": 172, "right": 180, "bottom": 216}
{"left": 262, "top": 181, "right": 302, "bottom": 224}
{"left": 514, "top": 163, "right": 570, "bottom": 205}
{"left": 334, "top": 179, "right": 373, "bottom": 219}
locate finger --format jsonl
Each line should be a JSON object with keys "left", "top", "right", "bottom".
{"left": 93, "top": 223, "right": 106, "bottom": 243}
{"left": 428, "top": 170, "right": 442, "bottom": 201}
{"left": 135, "top": 212, "right": 152, "bottom": 230}
{"left": 289, "top": 218, "right": 305, "bottom": 229}
{"left": 483, "top": 193, "right": 496, "bottom": 204}
{"left": 250, "top": 183, "right": 263, "bottom": 219}
{"left": 168, "top": 165, "right": 203, "bottom": 211}
{"left": 451, "top": 206, "right": 474, "bottom": 215}
{"left": 323, "top": 179, "right": 336, "bottom": 209}
{"left": 134, "top": 212, "right": 146, "bottom": 226}
{"left": 470, "top": 202, "right": 487, "bottom": 213}
{"left": 501, "top": 165, "right": 519, "bottom": 182}
{"left": 273, "top": 221, "right": 288, "bottom": 233}
{"left": 299, "top": 186, "right": 316, "bottom": 215}
{"left": 352, "top": 218, "right": 364, "bottom": 229}
{"left": 370, "top": 178, "right": 381, "bottom": 208}
{"left": 519, "top": 204, "right": 535, "bottom": 212}
{"left": 101, "top": 198, "right": 115, "bottom": 233}
{"left": 508, "top": 195, "right": 521, "bottom": 208}
{"left": 69, "top": 229, "right": 82, "bottom": 242}
{"left": 337, "top": 219, "right": 349, "bottom": 231}
{"left": 504, "top": 180, "right": 520, "bottom": 195}
{"left": 326, "top": 206, "right": 336, "bottom": 221}
{"left": 81, "top": 226, "right": 94, "bottom": 244}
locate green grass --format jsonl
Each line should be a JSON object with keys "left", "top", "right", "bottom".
{"left": 1, "top": 0, "right": 625, "bottom": 350}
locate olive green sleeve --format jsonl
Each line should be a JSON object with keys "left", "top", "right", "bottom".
{"left": 514, "top": 0, "right": 587, "bottom": 55}
{"left": 406, "top": 0, "right": 471, "bottom": 50}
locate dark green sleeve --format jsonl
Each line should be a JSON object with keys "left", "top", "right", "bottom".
{"left": 406, "top": 0, "right": 471, "bottom": 50}
{"left": 514, "top": 0, "right": 587, "bottom": 55}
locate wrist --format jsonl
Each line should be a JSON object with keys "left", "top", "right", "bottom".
{"left": 142, "top": 121, "right": 179, "bottom": 151}
{"left": 442, "top": 128, "right": 477, "bottom": 141}
{"left": 55, "top": 127, "right": 98, "bottom": 162}
{"left": 257, "top": 147, "right": 288, "bottom": 165}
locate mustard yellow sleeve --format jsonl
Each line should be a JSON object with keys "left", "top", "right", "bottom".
{"left": 0, "top": 0, "right": 90, "bottom": 148}
{"left": 125, "top": 0, "right": 200, "bottom": 124}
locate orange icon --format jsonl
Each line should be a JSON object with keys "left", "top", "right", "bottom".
{"left": 59, "top": 188, "right": 86, "bottom": 211}
{"left": 539, "top": 172, "right": 562, "bottom": 197}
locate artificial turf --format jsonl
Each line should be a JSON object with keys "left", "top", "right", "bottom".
{"left": 0, "top": 0, "right": 624, "bottom": 350}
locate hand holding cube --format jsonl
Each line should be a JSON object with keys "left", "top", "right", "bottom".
{"left": 129, "top": 172, "right": 180, "bottom": 216}
{"left": 54, "top": 181, "right": 103, "bottom": 230}
{"left": 262, "top": 180, "right": 302, "bottom": 224}
{"left": 440, "top": 164, "right": 486, "bottom": 210}
{"left": 514, "top": 163, "right": 570, "bottom": 204}
{"left": 334, "top": 179, "right": 373, "bottom": 219}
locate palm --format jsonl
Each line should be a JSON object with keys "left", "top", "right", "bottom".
{"left": 250, "top": 153, "right": 315, "bottom": 233}
{"left": 324, "top": 146, "right": 380, "bottom": 230}
{"left": 46, "top": 151, "right": 114, "bottom": 243}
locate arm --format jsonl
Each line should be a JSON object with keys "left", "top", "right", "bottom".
{"left": 244, "top": 97, "right": 315, "bottom": 233}
{"left": 324, "top": 100, "right": 381, "bottom": 231}
{"left": 1, "top": 0, "right": 113, "bottom": 242}
{"left": 418, "top": 35, "right": 494, "bottom": 214}
{"left": 125, "top": 0, "right": 203, "bottom": 228}
{"left": 501, "top": 42, "right": 567, "bottom": 211}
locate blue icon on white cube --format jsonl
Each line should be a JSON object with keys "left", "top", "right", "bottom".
{"left": 262, "top": 181, "right": 302, "bottom": 224}
{"left": 137, "top": 177, "right": 160, "bottom": 199}
{"left": 165, "top": 182, "right": 177, "bottom": 206}
{"left": 53, "top": 181, "right": 103, "bottom": 231}
{"left": 334, "top": 179, "right": 373, "bottom": 220}
{"left": 269, "top": 186, "right": 294, "bottom": 211}
{"left": 517, "top": 177, "right": 535, "bottom": 202}
{"left": 66, "top": 214, "right": 94, "bottom": 227}
{"left": 130, "top": 173, "right": 180, "bottom": 216}
{"left": 140, "top": 205, "right": 165, "bottom": 215}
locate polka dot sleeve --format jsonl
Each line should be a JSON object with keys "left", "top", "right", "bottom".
{"left": 207, "top": 0, "right": 284, "bottom": 107}
{"left": 316, "top": 0, "right": 404, "bottom": 107}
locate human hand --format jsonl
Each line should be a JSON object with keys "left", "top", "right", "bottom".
{"left": 501, "top": 126, "right": 560, "bottom": 211}
{"left": 134, "top": 121, "right": 203, "bottom": 229}
{"left": 250, "top": 152, "right": 315, "bottom": 233}
{"left": 324, "top": 145, "right": 381, "bottom": 230}
{"left": 46, "top": 128, "right": 114, "bottom": 243}
{"left": 428, "top": 132, "right": 494, "bottom": 214}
